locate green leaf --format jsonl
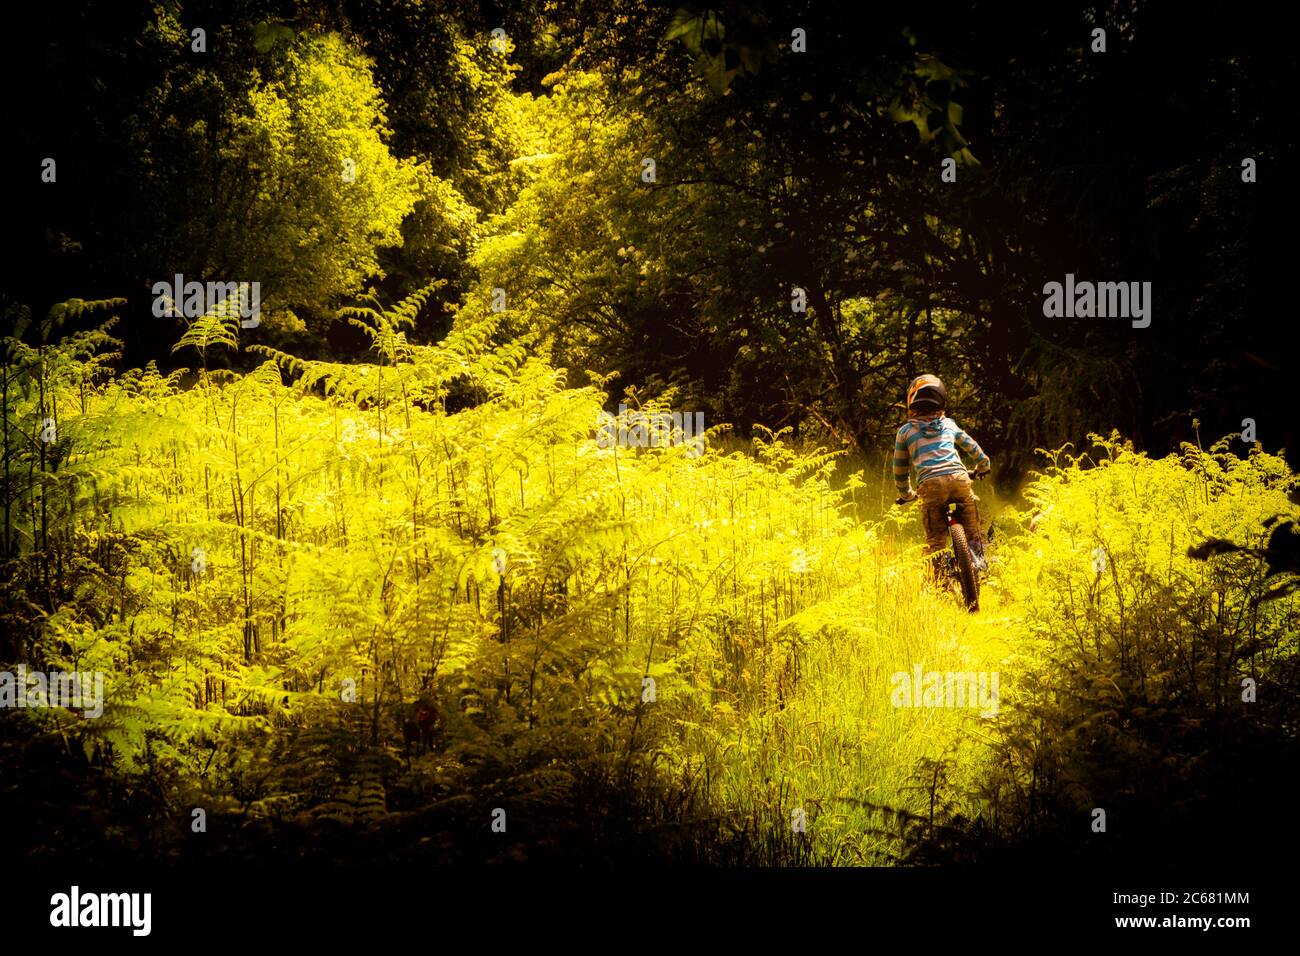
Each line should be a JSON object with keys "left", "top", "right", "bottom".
{"left": 253, "top": 21, "right": 276, "bottom": 53}
{"left": 253, "top": 21, "right": 295, "bottom": 53}
{"left": 665, "top": 8, "right": 700, "bottom": 45}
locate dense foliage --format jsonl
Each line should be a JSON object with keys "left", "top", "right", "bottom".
{"left": 9, "top": 1, "right": 1293, "bottom": 472}
{"left": 3, "top": 0, "right": 1296, "bottom": 868}
{"left": 2, "top": 301, "right": 1294, "bottom": 863}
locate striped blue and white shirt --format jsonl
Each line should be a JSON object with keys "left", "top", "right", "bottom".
{"left": 893, "top": 414, "right": 990, "bottom": 494}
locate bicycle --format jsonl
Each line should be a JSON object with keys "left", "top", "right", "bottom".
{"left": 896, "top": 470, "right": 990, "bottom": 612}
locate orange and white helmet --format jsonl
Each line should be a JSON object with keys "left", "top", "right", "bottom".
{"left": 906, "top": 374, "right": 947, "bottom": 411}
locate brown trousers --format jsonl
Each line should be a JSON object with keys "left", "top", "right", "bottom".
{"left": 918, "top": 472, "right": 982, "bottom": 556}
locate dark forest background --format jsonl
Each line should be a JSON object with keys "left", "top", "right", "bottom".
{"left": 7, "top": 0, "right": 1297, "bottom": 476}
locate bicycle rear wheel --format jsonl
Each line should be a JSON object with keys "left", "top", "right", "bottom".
{"left": 949, "top": 522, "right": 980, "bottom": 612}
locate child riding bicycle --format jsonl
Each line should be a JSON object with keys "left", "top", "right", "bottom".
{"left": 893, "top": 374, "right": 991, "bottom": 582}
